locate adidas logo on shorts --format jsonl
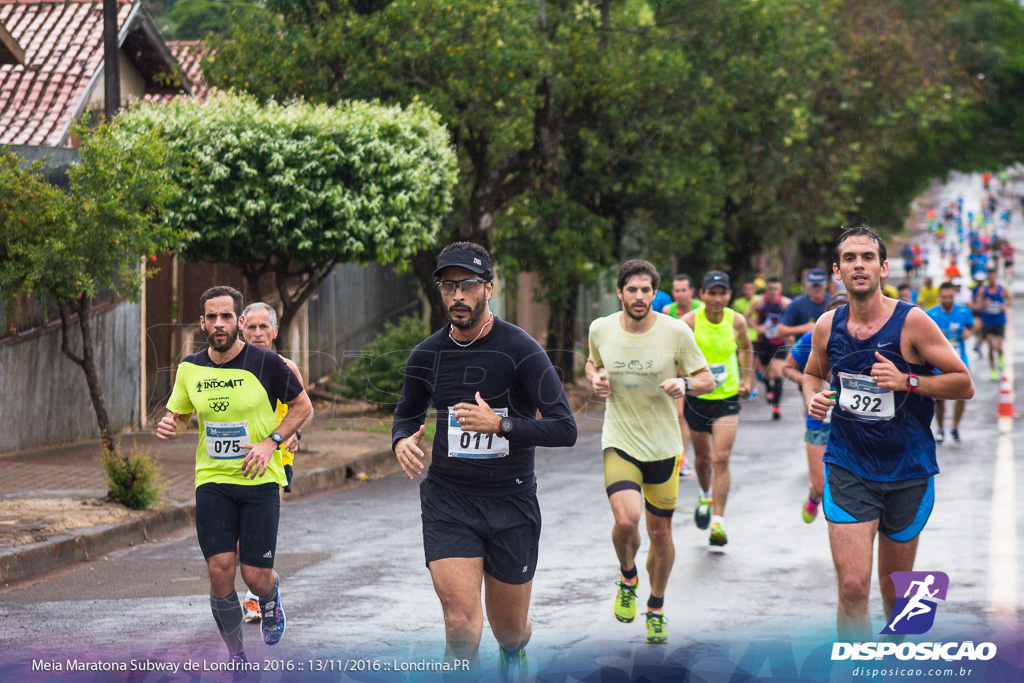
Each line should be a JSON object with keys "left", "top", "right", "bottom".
{"left": 263, "top": 551, "right": 273, "bottom": 559}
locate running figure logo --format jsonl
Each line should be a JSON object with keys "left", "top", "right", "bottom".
{"left": 880, "top": 571, "right": 949, "bottom": 635}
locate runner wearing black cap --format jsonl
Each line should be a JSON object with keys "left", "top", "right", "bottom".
{"left": 680, "top": 271, "right": 754, "bottom": 547}
{"left": 392, "top": 242, "right": 578, "bottom": 682}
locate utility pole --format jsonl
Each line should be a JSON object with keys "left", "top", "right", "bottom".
{"left": 103, "top": 0, "right": 120, "bottom": 122}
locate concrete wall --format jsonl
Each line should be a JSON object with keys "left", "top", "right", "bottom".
{"left": 0, "top": 301, "right": 141, "bottom": 454}
{"left": 305, "top": 262, "right": 420, "bottom": 383}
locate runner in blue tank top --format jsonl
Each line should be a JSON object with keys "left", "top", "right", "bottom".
{"left": 802, "top": 226, "right": 974, "bottom": 642}
{"left": 973, "top": 269, "right": 1011, "bottom": 381}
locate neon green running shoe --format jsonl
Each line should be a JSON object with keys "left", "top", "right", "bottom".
{"left": 498, "top": 646, "right": 528, "bottom": 683}
{"left": 709, "top": 521, "right": 728, "bottom": 546}
{"left": 694, "top": 496, "right": 712, "bottom": 530}
{"left": 614, "top": 580, "right": 638, "bottom": 623}
{"left": 645, "top": 611, "right": 668, "bottom": 644}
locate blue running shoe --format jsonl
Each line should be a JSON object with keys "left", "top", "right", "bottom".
{"left": 260, "top": 591, "right": 286, "bottom": 645}
{"left": 229, "top": 652, "right": 250, "bottom": 682}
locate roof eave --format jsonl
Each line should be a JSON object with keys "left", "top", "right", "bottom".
{"left": 0, "top": 22, "right": 25, "bottom": 65}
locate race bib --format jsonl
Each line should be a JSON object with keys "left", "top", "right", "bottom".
{"left": 764, "top": 323, "right": 780, "bottom": 340}
{"left": 837, "top": 372, "right": 895, "bottom": 421}
{"left": 985, "top": 301, "right": 1002, "bottom": 315}
{"left": 709, "top": 362, "right": 730, "bottom": 387}
{"left": 447, "top": 406, "right": 509, "bottom": 459}
{"left": 205, "top": 421, "right": 250, "bottom": 459}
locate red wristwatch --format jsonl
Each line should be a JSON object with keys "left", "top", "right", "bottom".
{"left": 906, "top": 372, "right": 919, "bottom": 392}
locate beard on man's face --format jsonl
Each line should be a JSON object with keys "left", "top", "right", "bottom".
{"left": 208, "top": 326, "right": 239, "bottom": 352}
{"left": 448, "top": 297, "right": 486, "bottom": 330}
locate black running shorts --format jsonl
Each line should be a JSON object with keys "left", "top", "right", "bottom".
{"left": 683, "top": 394, "right": 741, "bottom": 433}
{"left": 822, "top": 463, "right": 934, "bottom": 542}
{"left": 195, "top": 482, "right": 280, "bottom": 568}
{"left": 420, "top": 477, "right": 541, "bottom": 585}
{"left": 754, "top": 340, "right": 788, "bottom": 366}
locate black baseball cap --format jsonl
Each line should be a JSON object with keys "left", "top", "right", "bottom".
{"left": 806, "top": 267, "right": 828, "bottom": 285}
{"left": 432, "top": 248, "right": 493, "bottom": 279}
{"left": 702, "top": 270, "right": 730, "bottom": 290}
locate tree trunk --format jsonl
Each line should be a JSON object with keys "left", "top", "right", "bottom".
{"left": 413, "top": 249, "right": 448, "bottom": 331}
{"left": 59, "top": 296, "right": 118, "bottom": 458}
{"left": 545, "top": 275, "right": 579, "bottom": 383}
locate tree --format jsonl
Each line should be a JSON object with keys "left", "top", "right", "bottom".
{"left": 205, "top": 0, "right": 1024, "bottom": 337}
{"left": 0, "top": 120, "right": 181, "bottom": 457}
{"left": 116, "top": 91, "right": 459, "bottom": 344}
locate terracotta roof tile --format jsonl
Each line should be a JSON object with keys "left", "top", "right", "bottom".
{"left": 145, "top": 39, "right": 209, "bottom": 103}
{"left": 0, "top": 0, "right": 194, "bottom": 147}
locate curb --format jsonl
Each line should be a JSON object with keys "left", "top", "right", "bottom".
{"left": 0, "top": 447, "right": 403, "bottom": 586}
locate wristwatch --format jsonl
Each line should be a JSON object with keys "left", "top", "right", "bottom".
{"left": 906, "top": 373, "right": 919, "bottom": 392}
{"left": 683, "top": 377, "right": 693, "bottom": 392}
{"left": 498, "top": 417, "right": 514, "bottom": 437}
{"left": 270, "top": 432, "right": 285, "bottom": 448}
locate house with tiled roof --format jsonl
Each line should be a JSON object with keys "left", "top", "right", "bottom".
{"left": 0, "top": 0, "right": 198, "bottom": 147}
{"left": 0, "top": 17, "right": 24, "bottom": 64}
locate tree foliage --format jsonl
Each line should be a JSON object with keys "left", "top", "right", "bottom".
{"left": 116, "top": 91, "right": 459, "bottom": 342}
{"left": 0, "top": 119, "right": 181, "bottom": 456}
{"left": 204, "top": 0, "right": 1024, "bottom": 374}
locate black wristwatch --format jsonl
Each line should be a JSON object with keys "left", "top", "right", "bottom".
{"left": 270, "top": 432, "right": 284, "bottom": 448}
{"left": 498, "top": 417, "right": 514, "bottom": 437}
{"left": 683, "top": 376, "right": 693, "bottom": 392}
{"left": 295, "top": 428, "right": 302, "bottom": 441}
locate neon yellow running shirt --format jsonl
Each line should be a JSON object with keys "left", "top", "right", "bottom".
{"left": 693, "top": 307, "right": 739, "bottom": 400}
{"left": 167, "top": 344, "right": 302, "bottom": 488}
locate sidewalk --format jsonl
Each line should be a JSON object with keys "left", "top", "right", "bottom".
{"left": 0, "top": 381, "right": 596, "bottom": 587}
{"left": 0, "top": 404, "right": 426, "bottom": 586}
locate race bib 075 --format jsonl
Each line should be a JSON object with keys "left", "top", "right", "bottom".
{"left": 205, "top": 421, "right": 250, "bottom": 459}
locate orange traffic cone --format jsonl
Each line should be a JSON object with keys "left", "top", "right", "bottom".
{"left": 996, "top": 375, "right": 1019, "bottom": 418}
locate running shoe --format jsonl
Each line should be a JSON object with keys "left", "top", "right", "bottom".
{"left": 772, "top": 405, "right": 781, "bottom": 420}
{"left": 242, "top": 597, "right": 261, "bottom": 623}
{"left": 229, "top": 653, "right": 249, "bottom": 683}
{"left": 678, "top": 457, "right": 693, "bottom": 477}
{"left": 935, "top": 430, "right": 945, "bottom": 445}
{"left": 951, "top": 428, "right": 961, "bottom": 443}
{"left": 709, "top": 521, "right": 728, "bottom": 546}
{"left": 498, "top": 646, "right": 528, "bottom": 683}
{"left": 645, "top": 611, "right": 668, "bottom": 644}
{"left": 614, "top": 580, "right": 638, "bottom": 623}
{"left": 802, "top": 497, "right": 819, "bottom": 524}
{"left": 694, "top": 497, "right": 712, "bottom": 530}
{"left": 260, "top": 592, "right": 286, "bottom": 646}
{"left": 990, "top": 369, "right": 999, "bottom": 381}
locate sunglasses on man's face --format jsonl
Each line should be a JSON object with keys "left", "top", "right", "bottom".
{"left": 436, "top": 279, "right": 488, "bottom": 295}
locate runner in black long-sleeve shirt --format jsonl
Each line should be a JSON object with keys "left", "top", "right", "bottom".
{"left": 392, "top": 242, "right": 577, "bottom": 682}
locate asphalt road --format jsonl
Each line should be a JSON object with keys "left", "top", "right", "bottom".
{"left": 0, "top": 173, "right": 1020, "bottom": 682}
{"left": 0, "top": 315, "right": 1018, "bottom": 682}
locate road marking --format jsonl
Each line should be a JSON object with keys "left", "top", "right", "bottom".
{"left": 989, "top": 293, "right": 1016, "bottom": 623}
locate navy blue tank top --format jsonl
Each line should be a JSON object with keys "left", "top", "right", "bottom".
{"left": 756, "top": 298, "right": 786, "bottom": 345}
{"left": 824, "top": 301, "right": 937, "bottom": 481}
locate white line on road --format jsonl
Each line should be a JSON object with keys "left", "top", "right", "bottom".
{"left": 989, "top": 297, "right": 1017, "bottom": 623}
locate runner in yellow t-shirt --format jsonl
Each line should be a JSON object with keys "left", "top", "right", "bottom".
{"left": 587, "top": 260, "right": 714, "bottom": 645}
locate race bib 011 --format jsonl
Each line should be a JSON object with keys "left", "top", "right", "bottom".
{"left": 837, "top": 372, "right": 895, "bottom": 422}
{"left": 205, "top": 421, "right": 250, "bottom": 460}
{"left": 448, "top": 406, "right": 509, "bottom": 459}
